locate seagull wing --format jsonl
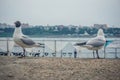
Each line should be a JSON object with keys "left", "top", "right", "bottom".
{"left": 87, "top": 38, "right": 105, "bottom": 47}
{"left": 20, "top": 36, "right": 35, "bottom": 45}
{"left": 74, "top": 41, "right": 87, "bottom": 46}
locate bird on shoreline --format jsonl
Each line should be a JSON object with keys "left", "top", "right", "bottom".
{"left": 75, "top": 29, "right": 112, "bottom": 59}
{"left": 13, "top": 21, "right": 45, "bottom": 57}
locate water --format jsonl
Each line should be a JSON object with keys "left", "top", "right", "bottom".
{"left": 0, "top": 37, "right": 120, "bottom": 58}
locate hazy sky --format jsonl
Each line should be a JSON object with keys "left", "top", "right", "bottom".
{"left": 0, "top": 0, "right": 120, "bottom": 26}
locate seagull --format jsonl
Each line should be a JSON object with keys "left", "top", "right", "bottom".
{"left": 75, "top": 29, "right": 108, "bottom": 59}
{"left": 13, "top": 21, "right": 45, "bottom": 57}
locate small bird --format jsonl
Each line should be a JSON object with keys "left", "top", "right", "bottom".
{"left": 75, "top": 29, "right": 111, "bottom": 59}
{"left": 13, "top": 21, "right": 45, "bottom": 57}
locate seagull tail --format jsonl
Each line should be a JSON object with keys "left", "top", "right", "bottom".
{"left": 35, "top": 43, "right": 45, "bottom": 48}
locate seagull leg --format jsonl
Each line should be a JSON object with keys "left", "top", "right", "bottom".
{"left": 23, "top": 48, "right": 26, "bottom": 57}
{"left": 115, "top": 48, "right": 118, "bottom": 59}
{"left": 96, "top": 50, "right": 99, "bottom": 59}
{"left": 93, "top": 50, "right": 95, "bottom": 58}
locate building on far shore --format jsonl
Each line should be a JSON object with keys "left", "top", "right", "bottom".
{"left": 93, "top": 24, "right": 108, "bottom": 29}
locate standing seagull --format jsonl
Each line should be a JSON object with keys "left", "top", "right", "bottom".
{"left": 13, "top": 21, "right": 45, "bottom": 57}
{"left": 75, "top": 29, "right": 106, "bottom": 59}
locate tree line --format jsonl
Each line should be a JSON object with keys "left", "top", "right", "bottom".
{"left": 0, "top": 26, "right": 120, "bottom": 37}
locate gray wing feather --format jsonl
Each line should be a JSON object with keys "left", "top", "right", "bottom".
{"left": 87, "top": 39, "right": 105, "bottom": 47}
{"left": 21, "top": 36, "right": 35, "bottom": 45}
{"left": 75, "top": 41, "right": 87, "bottom": 46}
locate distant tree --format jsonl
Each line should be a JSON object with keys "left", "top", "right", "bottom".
{"left": 78, "top": 28, "right": 85, "bottom": 34}
{"left": 61, "top": 27, "right": 70, "bottom": 34}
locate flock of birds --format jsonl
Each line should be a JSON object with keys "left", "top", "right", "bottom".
{"left": 13, "top": 21, "right": 112, "bottom": 58}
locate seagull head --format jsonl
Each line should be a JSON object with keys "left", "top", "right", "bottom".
{"left": 97, "top": 29, "right": 104, "bottom": 37}
{"left": 14, "top": 21, "right": 21, "bottom": 27}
